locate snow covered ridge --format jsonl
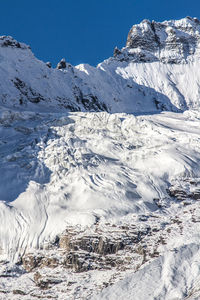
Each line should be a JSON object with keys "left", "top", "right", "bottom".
{"left": 1, "top": 16, "right": 200, "bottom": 113}
{"left": 125, "top": 16, "right": 200, "bottom": 63}
{"left": 0, "top": 36, "right": 30, "bottom": 49}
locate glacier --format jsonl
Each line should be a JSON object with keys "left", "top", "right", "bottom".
{"left": 0, "top": 16, "right": 200, "bottom": 299}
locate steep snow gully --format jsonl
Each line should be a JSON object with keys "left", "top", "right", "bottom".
{"left": 1, "top": 17, "right": 200, "bottom": 300}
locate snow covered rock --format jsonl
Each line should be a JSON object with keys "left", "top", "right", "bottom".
{"left": 126, "top": 16, "right": 200, "bottom": 63}
{"left": 0, "top": 38, "right": 107, "bottom": 112}
{"left": 56, "top": 58, "right": 67, "bottom": 69}
{"left": 46, "top": 61, "right": 52, "bottom": 68}
{"left": 0, "top": 35, "right": 30, "bottom": 49}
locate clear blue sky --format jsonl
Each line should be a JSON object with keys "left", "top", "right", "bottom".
{"left": 1, "top": 0, "right": 200, "bottom": 66}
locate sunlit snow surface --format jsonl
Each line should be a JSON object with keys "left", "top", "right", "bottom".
{"left": 2, "top": 17, "right": 200, "bottom": 298}
{"left": 1, "top": 108, "right": 200, "bottom": 262}
{"left": 94, "top": 243, "right": 200, "bottom": 300}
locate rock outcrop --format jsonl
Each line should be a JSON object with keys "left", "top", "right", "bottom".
{"left": 22, "top": 224, "right": 151, "bottom": 273}
{"left": 125, "top": 17, "right": 200, "bottom": 63}
{"left": 0, "top": 35, "right": 30, "bottom": 49}
{"left": 57, "top": 58, "right": 67, "bottom": 69}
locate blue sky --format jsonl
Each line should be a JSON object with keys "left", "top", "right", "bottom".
{"left": 1, "top": 0, "right": 200, "bottom": 66}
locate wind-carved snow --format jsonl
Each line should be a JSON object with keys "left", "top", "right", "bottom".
{"left": 1, "top": 109, "right": 200, "bottom": 261}
{"left": 94, "top": 243, "right": 200, "bottom": 300}
{"left": 1, "top": 17, "right": 200, "bottom": 299}
{"left": 1, "top": 109, "right": 200, "bottom": 298}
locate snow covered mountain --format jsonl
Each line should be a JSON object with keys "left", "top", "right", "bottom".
{"left": 1, "top": 17, "right": 200, "bottom": 299}
{"left": 2, "top": 16, "right": 200, "bottom": 114}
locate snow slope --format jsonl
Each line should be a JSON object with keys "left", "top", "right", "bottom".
{"left": 1, "top": 108, "right": 200, "bottom": 300}
{"left": 1, "top": 16, "right": 200, "bottom": 299}
{"left": 1, "top": 109, "right": 200, "bottom": 260}
{"left": 94, "top": 243, "right": 200, "bottom": 300}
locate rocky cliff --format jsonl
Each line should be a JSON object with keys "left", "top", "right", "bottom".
{"left": 126, "top": 16, "right": 200, "bottom": 63}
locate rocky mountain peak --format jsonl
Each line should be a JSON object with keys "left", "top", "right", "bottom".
{"left": 124, "top": 17, "right": 200, "bottom": 63}
{"left": 0, "top": 35, "right": 30, "bottom": 50}
{"left": 1, "top": 17, "right": 200, "bottom": 115}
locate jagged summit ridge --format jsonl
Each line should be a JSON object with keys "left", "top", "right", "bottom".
{"left": 121, "top": 16, "right": 200, "bottom": 63}
{"left": 0, "top": 35, "right": 30, "bottom": 49}
{"left": 1, "top": 17, "right": 200, "bottom": 114}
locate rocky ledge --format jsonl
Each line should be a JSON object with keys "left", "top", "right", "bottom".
{"left": 22, "top": 223, "right": 151, "bottom": 274}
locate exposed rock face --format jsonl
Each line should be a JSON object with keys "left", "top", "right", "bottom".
{"left": 113, "top": 46, "right": 122, "bottom": 57}
{"left": 46, "top": 61, "right": 52, "bottom": 68}
{"left": 22, "top": 224, "right": 151, "bottom": 273}
{"left": 125, "top": 17, "right": 200, "bottom": 63}
{"left": 22, "top": 255, "right": 43, "bottom": 272}
{"left": 0, "top": 35, "right": 30, "bottom": 49}
{"left": 33, "top": 271, "right": 62, "bottom": 289}
{"left": 168, "top": 178, "right": 200, "bottom": 203}
{"left": 12, "top": 289, "right": 27, "bottom": 295}
{"left": 0, "top": 39, "right": 110, "bottom": 113}
{"left": 12, "top": 77, "right": 45, "bottom": 104}
{"left": 127, "top": 19, "right": 159, "bottom": 52}
{"left": 57, "top": 58, "right": 67, "bottom": 69}
{"left": 59, "top": 234, "right": 124, "bottom": 256}
{"left": 1, "top": 194, "right": 200, "bottom": 299}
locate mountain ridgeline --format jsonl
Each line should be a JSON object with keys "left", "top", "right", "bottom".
{"left": 1, "top": 16, "right": 200, "bottom": 114}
